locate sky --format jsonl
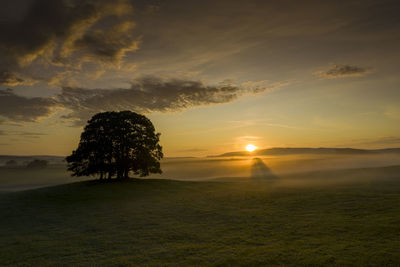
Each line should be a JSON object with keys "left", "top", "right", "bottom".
{"left": 0, "top": 0, "right": 399, "bottom": 156}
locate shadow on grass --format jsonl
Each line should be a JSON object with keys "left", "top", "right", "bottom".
{"left": 250, "top": 158, "right": 278, "bottom": 180}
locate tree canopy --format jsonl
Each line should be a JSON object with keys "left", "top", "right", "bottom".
{"left": 66, "top": 111, "right": 163, "bottom": 179}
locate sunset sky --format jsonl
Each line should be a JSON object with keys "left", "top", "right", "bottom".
{"left": 0, "top": 0, "right": 399, "bottom": 156}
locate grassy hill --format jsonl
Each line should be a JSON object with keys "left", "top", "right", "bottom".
{"left": 1, "top": 166, "right": 399, "bottom": 266}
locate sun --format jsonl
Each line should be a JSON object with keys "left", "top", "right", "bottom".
{"left": 245, "top": 144, "right": 257, "bottom": 152}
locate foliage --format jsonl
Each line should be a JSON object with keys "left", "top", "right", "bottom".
{"left": 66, "top": 111, "right": 163, "bottom": 179}
{"left": 26, "top": 159, "right": 48, "bottom": 169}
{"left": 5, "top": 160, "right": 17, "bottom": 167}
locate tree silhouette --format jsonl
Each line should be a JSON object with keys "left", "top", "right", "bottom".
{"left": 26, "top": 159, "right": 48, "bottom": 169}
{"left": 5, "top": 159, "right": 18, "bottom": 167}
{"left": 66, "top": 111, "right": 163, "bottom": 179}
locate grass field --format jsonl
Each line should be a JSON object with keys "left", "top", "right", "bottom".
{"left": 1, "top": 166, "right": 399, "bottom": 266}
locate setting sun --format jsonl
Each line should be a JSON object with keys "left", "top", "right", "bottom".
{"left": 246, "top": 144, "right": 257, "bottom": 152}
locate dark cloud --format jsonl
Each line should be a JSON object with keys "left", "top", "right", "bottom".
{"left": 0, "top": 89, "right": 57, "bottom": 122}
{"left": 0, "top": 0, "right": 137, "bottom": 85}
{"left": 0, "top": 71, "right": 36, "bottom": 86}
{"left": 315, "top": 64, "right": 373, "bottom": 79}
{"left": 0, "top": 0, "right": 96, "bottom": 64}
{"left": 1, "top": 0, "right": 398, "bottom": 88}
{"left": 58, "top": 76, "right": 283, "bottom": 125}
{"left": 72, "top": 21, "right": 138, "bottom": 64}
{"left": 0, "top": 71, "right": 24, "bottom": 86}
{"left": 0, "top": 77, "right": 283, "bottom": 125}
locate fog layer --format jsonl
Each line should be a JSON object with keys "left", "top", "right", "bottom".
{"left": 1, "top": 153, "right": 400, "bottom": 191}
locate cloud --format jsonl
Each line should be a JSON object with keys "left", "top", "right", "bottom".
{"left": 0, "top": 89, "right": 57, "bottom": 122}
{"left": 0, "top": 130, "right": 47, "bottom": 138}
{"left": 384, "top": 106, "right": 400, "bottom": 120}
{"left": 58, "top": 76, "right": 285, "bottom": 125}
{"left": 236, "top": 135, "right": 262, "bottom": 142}
{"left": 0, "top": 76, "right": 286, "bottom": 125}
{"left": 368, "top": 136, "right": 400, "bottom": 146}
{"left": 347, "top": 136, "right": 400, "bottom": 148}
{"left": 314, "top": 64, "right": 373, "bottom": 79}
{"left": 0, "top": 0, "right": 137, "bottom": 86}
{"left": 0, "top": 71, "right": 24, "bottom": 86}
{"left": 71, "top": 21, "right": 139, "bottom": 65}
{"left": 0, "top": 71, "right": 37, "bottom": 86}
{"left": 177, "top": 148, "right": 208, "bottom": 153}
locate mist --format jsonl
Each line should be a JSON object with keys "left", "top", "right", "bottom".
{"left": 1, "top": 153, "right": 399, "bottom": 191}
{"left": 153, "top": 153, "right": 400, "bottom": 179}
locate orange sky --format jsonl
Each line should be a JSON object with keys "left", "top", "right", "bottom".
{"left": 0, "top": 0, "right": 399, "bottom": 156}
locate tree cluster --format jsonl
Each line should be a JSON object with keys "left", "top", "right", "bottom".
{"left": 5, "top": 160, "right": 18, "bottom": 167}
{"left": 26, "top": 159, "right": 48, "bottom": 169}
{"left": 66, "top": 111, "right": 163, "bottom": 179}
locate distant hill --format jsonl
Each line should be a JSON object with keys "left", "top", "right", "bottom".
{"left": 210, "top": 147, "right": 400, "bottom": 157}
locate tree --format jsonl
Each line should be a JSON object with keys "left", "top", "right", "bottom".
{"left": 66, "top": 111, "right": 163, "bottom": 179}
{"left": 26, "top": 159, "right": 48, "bottom": 169}
{"left": 5, "top": 159, "right": 18, "bottom": 167}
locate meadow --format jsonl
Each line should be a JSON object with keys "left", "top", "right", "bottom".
{"left": 0, "top": 164, "right": 399, "bottom": 266}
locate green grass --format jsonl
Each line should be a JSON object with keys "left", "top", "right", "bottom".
{"left": 0, "top": 166, "right": 399, "bottom": 266}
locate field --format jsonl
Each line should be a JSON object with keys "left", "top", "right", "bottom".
{"left": 0, "top": 165, "right": 399, "bottom": 266}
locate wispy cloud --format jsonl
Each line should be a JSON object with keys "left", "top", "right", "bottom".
{"left": 314, "top": 64, "right": 373, "bottom": 79}
{"left": 384, "top": 106, "right": 400, "bottom": 120}
{"left": 236, "top": 136, "right": 262, "bottom": 142}
{"left": 177, "top": 148, "right": 208, "bottom": 153}
{"left": 0, "top": 130, "right": 47, "bottom": 138}
{"left": 344, "top": 136, "right": 400, "bottom": 148}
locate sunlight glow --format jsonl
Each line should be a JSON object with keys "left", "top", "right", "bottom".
{"left": 246, "top": 144, "right": 257, "bottom": 152}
